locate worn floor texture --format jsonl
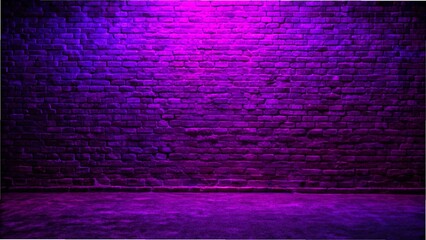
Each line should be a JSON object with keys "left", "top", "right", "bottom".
{"left": 0, "top": 192, "right": 424, "bottom": 239}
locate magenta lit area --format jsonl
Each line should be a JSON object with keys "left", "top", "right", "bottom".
{"left": 1, "top": 0, "right": 425, "bottom": 239}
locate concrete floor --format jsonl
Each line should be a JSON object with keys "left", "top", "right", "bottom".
{"left": 0, "top": 192, "right": 424, "bottom": 239}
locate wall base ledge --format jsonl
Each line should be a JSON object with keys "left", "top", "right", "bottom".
{"left": 2, "top": 187, "right": 424, "bottom": 194}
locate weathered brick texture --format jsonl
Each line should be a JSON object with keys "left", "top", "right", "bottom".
{"left": 2, "top": 0, "right": 425, "bottom": 190}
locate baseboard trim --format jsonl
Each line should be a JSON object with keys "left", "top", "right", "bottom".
{"left": 2, "top": 186, "right": 425, "bottom": 194}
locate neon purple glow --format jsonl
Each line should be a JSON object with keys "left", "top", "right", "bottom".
{"left": 1, "top": 0, "right": 425, "bottom": 191}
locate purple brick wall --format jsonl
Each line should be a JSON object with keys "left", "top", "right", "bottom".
{"left": 2, "top": 0, "right": 425, "bottom": 190}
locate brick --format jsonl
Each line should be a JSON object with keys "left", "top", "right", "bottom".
{"left": 1, "top": 0, "right": 424, "bottom": 191}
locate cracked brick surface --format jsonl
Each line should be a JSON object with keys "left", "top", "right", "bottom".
{"left": 1, "top": 1, "right": 425, "bottom": 189}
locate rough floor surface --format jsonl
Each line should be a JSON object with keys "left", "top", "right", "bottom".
{"left": 0, "top": 193, "right": 424, "bottom": 239}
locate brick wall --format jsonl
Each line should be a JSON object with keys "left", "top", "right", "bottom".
{"left": 2, "top": 0, "right": 425, "bottom": 190}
